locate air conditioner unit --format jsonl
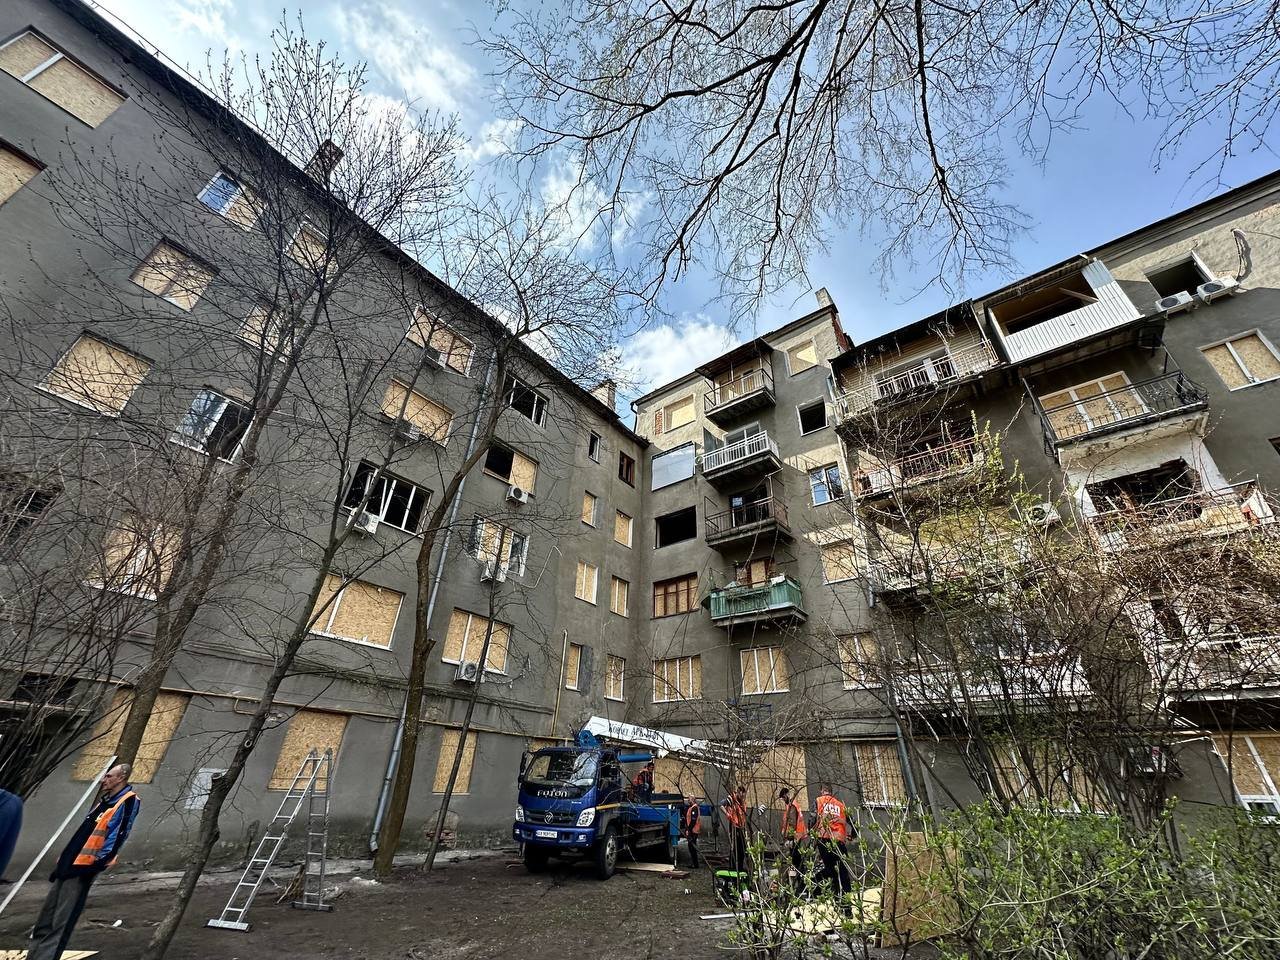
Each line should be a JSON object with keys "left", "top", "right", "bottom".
{"left": 1023, "top": 502, "right": 1061, "bottom": 526}
{"left": 1155, "top": 291, "right": 1195, "bottom": 314}
{"left": 394, "top": 419, "right": 422, "bottom": 442}
{"left": 1127, "top": 744, "right": 1177, "bottom": 777}
{"left": 351, "top": 510, "right": 380, "bottom": 535}
{"left": 480, "top": 560, "right": 508, "bottom": 583}
{"left": 507, "top": 485, "right": 529, "bottom": 504}
{"left": 454, "top": 660, "right": 483, "bottom": 683}
{"left": 1196, "top": 277, "right": 1239, "bottom": 303}
{"left": 421, "top": 345, "right": 444, "bottom": 368}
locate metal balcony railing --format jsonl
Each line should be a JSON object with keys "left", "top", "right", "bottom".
{"left": 1090, "top": 481, "right": 1278, "bottom": 551}
{"left": 893, "top": 654, "right": 1091, "bottom": 706}
{"left": 700, "top": 431, "right": 780, "bottom": 473}
{"left": 706, "top": 575, "right": 805, "bottom": 623}
{"left": 704, "top": 365, "right": 773, "bottom": 413}
{"left": 855, "top": 435, "right": 983, "bottom": 497}
{"left": 1038, "top": 371, "right": 1208, "bottom": 452}
{"left": 1155, "top": 634, "right": 1280, "bottom": 691}
{"left": 836, "top": 340, "right": 998, "bottom": 421}
{"left": 705, "top": 497, "right": 790, "bottom": 539}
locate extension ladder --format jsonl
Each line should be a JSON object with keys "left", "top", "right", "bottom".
{"left": 207, "top": 748, "right": 333, "bottom": 931}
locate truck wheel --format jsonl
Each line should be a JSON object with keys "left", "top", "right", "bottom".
{"left": 523, "top": 844, "right": 549, "bottom": 873}
{"left": 594, "top": 825, "right": 619, "bottom": 880}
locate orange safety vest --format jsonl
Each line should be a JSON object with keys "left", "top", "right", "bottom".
{"left": 724, "top": 796, "right": 746, "bottom": 829}
{"left": 783, "top": 799, "right": 808, "bottom": 839}
{"left": 633, "top": 769, "right": 653, "bottom": 790}
{"left": 684, "top": 803, "right": 701, "bottom": 835}
{"left": 814, "top": 794, "right": 848, "bottom": 842}
{"left": 73, "top": 789, "right": 137, "bottom": 868}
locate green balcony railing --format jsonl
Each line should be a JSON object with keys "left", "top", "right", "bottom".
{"left": 706, "top": 575, "right": 805, "bottom": 624}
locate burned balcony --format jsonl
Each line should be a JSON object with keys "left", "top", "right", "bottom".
{"left": 893, "top": 654, "right": 1091, "bottom": 710}
{"left": 704, "top": 574, "right": 807, "bottom": 629}
{"left": 700, "top": 432, "right": 782, "bottom": 486}
{"left": 854, "top": 434, "right": 984, "bottom": 500}
{"left": 705, "top": 497, "right": 792, "bottom": 550}
{"left": 836, "top": 340, "right": 998, "bottom": 423}
{"left": 703, "top": 365, "right": 775, "bottom": 426}
{"left": 1090, "top": 481, "right": 1279, "bottom": 552}
{"left": 1037, "top": 371, "right": 1208, "bottom": 461}
{"left": 1153, "top": 634, "right": 1280, "bottom": 698}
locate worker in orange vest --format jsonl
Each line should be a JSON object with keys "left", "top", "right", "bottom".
{"left": 720, "top": 785, "right": 749, "bottom": 873}
{"left": 812, "top": 783, "right": 852, "bottom": 897}
{"left": 30, "top": 764, "right": 140, "bottom": 960}
{"left": 632, "top": 760, "right": 655, "bottom": 801}
{"left": 682, "top": 795, "right": 702, "bottom": 868}
{"left": 778, "top": 786, "right": 809, "bottom": 886}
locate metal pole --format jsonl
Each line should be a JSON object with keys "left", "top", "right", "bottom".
{"left": 0, "top": 754, "right": 116, "bottom": 915}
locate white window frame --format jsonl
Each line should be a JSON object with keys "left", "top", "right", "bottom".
{"left": 1143, "top": 251, "right": 1213, "bottom": 296}
{"left": 132, "top": 242, "right": 212, "bottom": 310}
{"left": 605, "top": 655, "right": 626, "bottom": 701}
{"left": 615, "top": 510, "right": 633, "bottom": 547}
{"left": 796, "top": 397, "right": 828, "bottom": 435}
{"left": 565, "top": 642, "right": 584, "bottom": 690}
{"left": 820, "top": 540, "right": 860, "bottom": 584}
{"left": 809, "top": 463, "right": 844, "bottom": 505}
{"left": 1200, "top": 330, "right": 1280, "bottom": 390}
{"left": 309, "top": 578, "right": 403, "bottom": 649}
{"left": 740, "top": 646, "right": 788, "bottom": 696}
{"left": 785, "top": 338, "right": 819, "bottom": 376}
{"left": 653, "top": 655, "right": 699, "bottom": 703}
{"left": 0, "top": 31, "right": 124, "bottom": 123}
{"left": 441, "top": 609, "right": 509, "bottom": 674}
{"left": 196, "top": 171, "right": 257, "bottom": 228}
{"left": 287, "top": 222, "right": 332, "bottom": 276}
{"left": 467, "top": 516, "right": 529, "bottom": 576}
{"left": 1214, "top": 734, "right": 1280, "bottom": 817}
{"left": 610, "top": 575, "right": 630, "bottom": 618}
{"left": 170, "top": 388, "right": 252, "bottom": 461}
{"left": 588, "top": 431, "right": 602, "bottom": 462}
{"left": 1038, "top": 370, "right": 1144, "bottom": 431}
{"left": 346, "top": 463, "right": 431, "bottom": 535}
{"left": 504, "top": 373, "right": 549, "bottom": 427}
{"left": 576, "top": 561, "right": 599, "bottom": 604}
{"left": 661, "top": 393, "right": 696, "bottom": 433}
{"left": 856, "top": 742, "right": 905, "bottom": 808}
{"left": 582, "top": 491, "right": 599, "bottom": 527}
{"left": 838, "top": 635, "right": 879, "bottom": 690}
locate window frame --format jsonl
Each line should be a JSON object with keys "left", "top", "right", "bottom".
{"left": 441, "top": 609, "right": 511, "bottom": 673}
{"left": 614, "top": 510, "right": 633, "bottom": 547}
{"left": 503, "top": 373, "right": 549, "bottom": 427}
{"left": 575, "top": 560, "right": 599, "bottom": 604}
{"left": 652, "top": 572, "right": 698, "bottom": 618}
{"left": 343, "top": 461, "right": 432, "bottom": 535}
{"left": 0, "top": 139, "right": 43, "bottom": 205}
{"left": 653, "top": 655, "right": 701, "bottom": 703}
{"left": 838, "top": 634, "right": 879, "bottom": 689}
{"left": 587, "top": 431, "right": 602, "bottom": 462}
{"left": 655, "top": 505, "right": 698, "bottom": 549}
{"left": 796, "top": 397, "right": 829, "bottom": 435}
{"left": 740, "top": 646, "right": 788, "bottom": 696}
{"left": 170, "top": 388, "right": 254, "bottom": 462}
{"left": 785, "top": 338, "right": 819, "bottom": 375}
{"left": 1199, "top": 330, "right": 1280, "bottom": 390}
{"left": 409, "top": 307, "right": 475, "bottom": 375}
{"left": 605, "top": 654, "right": 626, "bottom": 701}
{"left": 820, "top": 540, "right": 860, "bottom": 584}
{"left": 854, "top": 741, "right": 907, "bottom": 808}
{"left": 581, "top": 490, "right": 599, "bottom": 526}
{"left": 38, "top": 332, "right": 151, "bottom": 417}
{"left": 287, "top": 222, "right": 332, "bottom": 277}
{"left": 610, "top": 575, "right": 630, "bottom": 617}
{"left": 659, "top": 393, "right": 697, "bottom": 433}
{"left": 309, "top": 576, "right": 404, "bottom": 650}
{"left": 565, "top": 642, "right": 584, "bottom": 690}
{"left": 196, "top": 170, "right": 259, "bottom": 229}
{"left": 1143, "top": 252, "right": 1213, "bottom": 298}
{"left": 1, "top": 475, "right": 58, "bottom": 550}
{"left": 0, "top": 30, "right": 126, "bottom": 127}
{"left": 466, "top": 515, "right": 529, "bottom": 577}
{"left": 131, "top": 240, "right": 215, "bottom": 312}
{"left": 618, "top": 451, "right": 636, "bottom": 486}
{"left": 809, "top": 463, "right": 845, "bottom": 505}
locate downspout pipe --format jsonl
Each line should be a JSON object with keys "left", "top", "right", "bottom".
{"left": 548, "top": 630, "right": 569, "bottom": 738}
{"left": 369, "top": 355, "right": 496, "bottom": 852}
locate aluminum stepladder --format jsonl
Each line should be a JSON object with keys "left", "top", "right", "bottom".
{"left": 207, "top": 748, "right": 333, "bottom": 931}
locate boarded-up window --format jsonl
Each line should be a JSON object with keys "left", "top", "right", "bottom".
{"left": 288, "top": 224, "right": 330, "bottom": 275}
{"left": 408, "top": 308, "right": 474, "bottom": 374}
{"left": 0, "top": 32, "right": 125, "bottom": 127}
{"left": 614, "top": 511, "right": 633, "bottom": 546}
{"left": 610, "top": 576, "right": 629, "bottom": 617}
{"left": 745, "top": 745, "right": 808, "bottom": 809}
{"left": 820, "top": 541, "right": 860, "bottom": 583}
{"left": 381, "top": 379, "right": 452, "bottom": 443}
{"left": 655, "top": 755, "right": 706, "bottom": 797}
{"left": 237, "top": 303, "right": 291, "bottom": 356}
{"left": 653, "top": 572, "right": 698, "bottom": 617}
{"left": 838, "top": 634, "right": 879, "bottom": 687}
{"left": 1212, "top": 734, "right": 1280, "bottom": 810}
{"left": 510, "top": 450, "right": 538, "bottom": 491}
{"left": 659, "top": 394, "right": 695, "bottom": 432}
{"left": 853, "top": 742, "right": 907, "bottom": 807}
{"left": 442, "top": 608, "right": 511, "bottom": 672}
{"left": 269, "top": 710, "right": 347, "bottom": 790}
{"left": 787, "top": 339, "right": 818, "bottom": 374}
{"left": 565, "top": 642, "right": 584, "bottom": 690}
{"left": 131, "top": 241, "right": 215, "bottom": 311}
{"left": 91, "top": 512, "right": 180, "bottom": 598}
{"left": 740, "top": 646, "right": 788, "bottom": 695}
{"left": 468, "top": 517, "right": 527, "bottom": 574}
{"left": 654, "top": 655, "right": 701, "bottom": 702}
{"left": 73, "top": 689, "right": 189, "bottom": 783}
{"left": 1201, "top": 333, "right": 1280, "bottom": 389}
{"left": 42, "top": 334, "right": 150, "bottom": 415}
{"left": 197, "top": 171, "right": 261, "bottom": 229}
{"left": 605, "top": 655, "right": 625, "bottom": 700}
{"left": 433, "top": 729, "right": 478, "bottom": 793}
{"left": 1039, "top": 373, "right": 1139, "bottom": 440}
{"left": 575, "top": 561, "right": 598, "bottom": 603}
{"left": 991, "top": 741, "right": 1106, "bottom": 812}
{"left": 0, "top": 143, "right": 40, "bottom": 204}
{"left": 581, "top": 491, "right": 598, "bottom": 525}
{"left": 309, "top": 574, "right": 403, "bottom": 647}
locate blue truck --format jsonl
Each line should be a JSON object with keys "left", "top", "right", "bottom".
{"left": 513, "top": 730, "right": 683, "bottom": 879}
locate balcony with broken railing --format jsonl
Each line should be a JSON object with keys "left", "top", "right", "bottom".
{"left": 836, "top": 340, "right": 999, "bottom": 423}
{"left": 703, "top": 365, "right": 775, "bottom": 426}
{"left": 1090, "top": 482, "right": 1279, "bottom": 552}
{"left": 892, "top": 653, "right": 1091, "bottom": 710}
{"left": 869, "top": 535, "right": 1029, "bottom": 600}
{"left": 1153, "top": 633, "right": 1280, "bottom": 698}
{"left": 854, "top": 434, "right": 985, "bottom": 499}
{"left": 705, "top": 497, "right": 792, "bottom": 550}
{"left": 1036, "top": 371, "right": 1209, "bottom": 461}
{"left": 700, "top": 431, "right": 783, "bottom": 486}
{"left": 704, "top": 574, "right": 807, "bottom": 629}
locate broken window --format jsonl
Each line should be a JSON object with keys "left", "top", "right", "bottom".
{"left": 1212, "top": 733, "right": 1280, "bottom": 816}
{"left": 270, "top": 709, "right": 347, "bottom": 791}
{"left": 381, "top": 379, "right": 453, "bottom": 443}
{"left": 838, "top": 635, "right": 880, "bottom": 688}
{"left": 797, "top": 398, "right": 827, "bottom": 434}
{"left": 614, "top": 510, "right": 633, "bottom": 547}
{"left": 433, "top": 729, "right": 478, "bottom": 793}
{"left": 605, "top": 655, "right": 625, "bottom": 700}
{"left": 655, "top": 394, "right": 695, "bottom": 433}
{"left": 1087, "top": 461, "right": 1199, "bottom": 515}
{"left": 408, "top": 308, "right": 474, "bottom": 374}
{"left": 587, "top": 431, "right": 602, "bottom": 461}
{"left": 652, "top": 572, "right": 698, "bottom": 617}
{"left": 786, "top": 339, "right": 818, "bottom": 374}
{"left": 12, "top": 672, "right": 77, "bottom": 705}
{"left": 482, "top": 442, "right": 538, "bottom": 492}
{"left": 574, "top": 561, "right": 598, "bottom": 603}
{"left": 820, "top": 541, "right": 860, "bottom": 583}
{"left": 309, "top": 575, "right": 404, "bottom": 648}
{"left": 565, "top": 642, "right": 584, "bottom": 689}
{"left": 1146, "top": 258, "right": 1209, "bottom": 300}
{"left": 443, "top": 608, "right": 511, "bottom": 671}
{"left": 73, "top": 689, "right": 189, "bottom": 783}
{"left": 740, "top": 646, "right": 788, "bottom": 695}
{"left": 504, "top": 374, "right": 548, "bottom": 426}
{"left": 809, "top": 464, "right": 844, "bottom": 505}
{"left": 610, "top": 576, "right": 629, "bottom": 616}
{"left": 197, "top": 171, "right": 260, "bottom": 229}
{"left": 654, "top": 655, "right": 701, "bottom": 702}
{"left": 618, "top": 451, "right": 636, "bottom": 486}
{"left": 734, "top": 558, "right": 775, "bottom": 587}
{"left": 0, "top": 141, "right": 41, "bottom": 204}
{"left": 343, "top": 462, "right": 430, "bottom": 533}
{"left": 581, "top": 491, "right": 598, "bottom": 525}
{"left": 171, "top": 389, "right": 253, "bottom": 459}
{"left": 655, "top": 506, "right": 697, "bottom": 547}
{"left": 853, "top": 742, "right": 907, "bottom": 807}
{"left": 1, "top": 474, "right": 58, "bottom": 549}
{"left": 991, "top": 269, "right": 1098, "bottom": 335}
{"left": 90, "top": 513, "right": 180, "bottom": 598}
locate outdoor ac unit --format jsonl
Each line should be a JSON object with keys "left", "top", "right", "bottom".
{"left": 351, "top": 510, "right": 380, "bottom": 535}
{"left": 480, "top": 560, "right": 508, "bottom": 583}
{"left": 421, "top": 345, "right": 444, "bottom": 368}
{"left": 1024, "top": 502, "right": 1061, "bottom": 526}
{"left": 1196, "top": 277, "right": 1239, "bottom": 303}
{"left": 454, "top": 660, "right": 483, "bottom": 683}
{"left": 507, "top": 485, "right": 530, "bottom": 504}
{"left": 1127, "top": 744, "right": 1177, "bottom": 777}
{"left": 1155, "top": 291, "right": 1195, "bottom": 314}
{"left": 394, "top": 419, "right": 421, "bottom": 442}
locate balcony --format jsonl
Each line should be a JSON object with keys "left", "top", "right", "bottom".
{"left": 700, "top": 432, "right": 783, "bottom": 487}
{"left": 869, "top": 540, "right": 1025, "bottom": 601}
{"left": 1153, "top": 634, "right": 1280, "bottom": 698}
{"left": 893, "top": 654, "right": 1091, "bottom": 710}
{"left": 704, "top": 366, "right": 775, "bottom": 426}
{"left": 836, "top": 340, "right": 998, "bottom": 422}
{"left": 854, "top": 435, "right": 984, "bottom": 499}
{"left": 705, "top": 498, "right": 792, "bottom": 550}
{"left": 704, "top": 574, "right": 807, "bottom": 629}
{"left": 1038, "top": 372, "right": 1208, "bottom": 461}
{"left": 1091, "top": 482, "right": 1279, "bottom": 552}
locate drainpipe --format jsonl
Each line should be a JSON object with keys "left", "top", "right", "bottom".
{"left": 548, "top": 630, "right": 569, "bottom": 738}
{"left": 368, "top": 355, "right": 496, "bottom": 852}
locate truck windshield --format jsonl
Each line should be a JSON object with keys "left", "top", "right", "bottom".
{"left": 524, "top": 751, "right": 598, "bottom": 789}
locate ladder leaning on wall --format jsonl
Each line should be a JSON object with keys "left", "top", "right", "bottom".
{"left": 206, "top": 748, "right": 334, "bottom": 931}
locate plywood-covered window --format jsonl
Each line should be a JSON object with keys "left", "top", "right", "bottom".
{"left": 654, "top": 655, "right": 701, "bottom": 702}
{"left": 466, "top": 517, "right": 528, "bottom": 576}
{"left": 0, "top": 31, "right": 125, "bottom": 127}
{"left": 73, "top": 689, "right": 189, "bottom": 783}
{"left": 740, "top": 646, "right": 788, "bottom": 695}
{"left": 42, "top": 334, "right": 150, "bottom": 415}
{"left": 575, "top": 561, "right": 598, "bottom": 603}
{"left": 610, "top": 576, "right": 629, "bottom": 617}
{"left": 309, "top": 574, "right": 403, "bottom": 648}
{"left": 131, "top": 241, "right": 215, "bottom": 311}
{"left": 605, "top": 655, "right": 625, "bottom": 701}
{"left": 614, "top": 510, "right": 633, "bottom": 547}
{"left": 483, "top": 442, "right": 538, "bottom": 493}
{"left": 991, "top": 741, "right": 1106, "bottom": 812}
{"left": 269, "top": 710, "right": 347, "bottom": 790}
{"left": 581, "top": 491, "right": 598, "bottom": 525}
{"left": 0, "top": 142, "right": 41, "bottom": 204}
{"left": 655, "top": 755, "right": 707, "bottom": 797}
{"left": 745, "top": 745, "right": 808, "bottom": 809}
{"left": 1201, "top": 332, "right": 1280, "bottom": 390}
{"left": 90, "top": 512, "right": 180, "bottom": 599}
{"left": 408, "top": 308, "right": 473, "bottom": 374}
{"left": 442, "top": 608, "right": 511, "bottom": 672}
{"left": 786, "top": 339, "right": 818, "bottom": 374}
{"left": 433, "top": 729, "right": 478, "bottom": 793}
{"left": 820, "top": 541, "right": 860, "bottom": 584}
{"left": 853, "top": 741, "right": 907, "bottom": 807}
{"left": 1212, "top": 733, "right": 1280, "bottom": 815}
{"left": 565, "top": 642, "right": 584, "bottom": 690}
{"left": 1039, "top": 372, "right": 1142, "bottom": 440}
{"left": 381, "top": 379, "right": 452, "bottom": 443}
{"left": 653, "top": 572, "right": 698, "bottom": 618}
{"left": 287, "top": 223, "right": 331, "bottom": 276}
{"left": 237, "top": 303, "right": 291, "bottom": 357}
{"left": 838, "top": 634, "right": 879, "bottom": 688}
{"left": 654, "top": 394, "right": 695, "bottom": 433}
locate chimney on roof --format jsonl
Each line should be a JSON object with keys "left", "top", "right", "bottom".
{"left": 590, "top": 379, "right": 617, "bottom": 409}
{"left": 305, "top": 139, "right": 344, "bottom": 184}
{"left": 815, "top": 287, "right": 834, "bottom": 309}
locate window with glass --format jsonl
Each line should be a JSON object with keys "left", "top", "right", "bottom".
{"left": 171, "top": 389, "right": 253, "bottom": 459}
{"left": 343, "top": 461, "right": 431, "bottom": 534}
{"left": 588, "top": 432, "right": 602, "bottom": 461}
{"left": 809, "top": 464, "right": 844, "bottom": 504}
{"left": 197, "top": 171, "right": 260, "bottom": 229}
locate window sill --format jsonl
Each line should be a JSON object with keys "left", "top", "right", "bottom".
{"left": 308, "top": 629, "right": 391, "bottom": 650}
{"left": 34, "top": 385, "right": 119, "bottom": 417}
{"left": 740, "top": 689, "right": 789, "bottom": 697}
{"left": 652, "top": 697, "right": 702, "bottom": 704}
{"left": 85, "top": 579, "right": 156, "bottom": 601}
{"left": 651, "top": 611, "right": 696, "bottom": 620}
{"left": 1228, "top": 376, "right": 1280, "bottom": 392}
{"left": 824, "top": 576, "right": 858, "bottom": 585}
{"left": 799, "top": 427, "right": 829, "bottom": 436}
{"left": 605, "top": 695, "right": 625, "bottom": 702}
{"left": 575, "top": 597, "right": 598, "bottom": 605}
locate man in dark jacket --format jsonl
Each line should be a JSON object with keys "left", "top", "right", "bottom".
{"left": 29, "top": 763, "right": 140, "bottom": 960}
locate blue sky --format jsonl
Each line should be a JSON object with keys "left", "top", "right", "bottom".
{"left": 95, "top": 0, "right": 1279, "bottom": 404}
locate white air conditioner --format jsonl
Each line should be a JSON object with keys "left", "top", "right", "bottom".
{"left": 421, "top": 345, "right": 444, "bottom": 368}
{"left": 1155, "top": 291, "right": 1195, "bottom": 314}
{"left": 351, "top": 510, "right": 380, "bottom": 535}
{"left": 507, "top": 485, "right": 530, "bottom": 504}
{"left": 394, "top": 419, "right": 422, "bottom": 442}
{"left": 1196, "top": 277, "right": 1239, "bottom": 303}
{"left": 1023, "top": 502, "right": 1061, "bottom": 526}
{"left": 454, "top": 660, "right": 483, "bottom": 683}
{"left": 480, "top": 560, "right": 508, "bottom": 583}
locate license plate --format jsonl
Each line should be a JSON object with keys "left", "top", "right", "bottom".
{"left": 535, "top": 829, "right": 557, "bottom": 839}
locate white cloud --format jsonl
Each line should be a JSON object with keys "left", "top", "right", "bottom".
{"left": 621, "top": 314, "right": 738, "bottom": 395}
{"left": 540, "top": 153, "right": 648, "bottom": 252}
{"left": 332, "top": 1, "right": 475, "bottom": 113}
{"left": 468, "top": 117, "right": 523, "bottom": 162}
{"left": 94, "top": 0, "right": 249, "bottom": 72}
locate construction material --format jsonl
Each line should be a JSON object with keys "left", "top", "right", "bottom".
{"left": 0, "top": 951, "right": 97, "bottom": 959}
{"left": 881, "top": 831, "right": 955, "bottom": 946}
{"left": 207, "top": 749, "right": 332, "bottom": 931}
{"left": 615, "top": 862, "right": 677, "bottom": 874}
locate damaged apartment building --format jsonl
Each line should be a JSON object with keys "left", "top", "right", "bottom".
{"left": 2, "top": 0, "right": 1280, "bottom": 870}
